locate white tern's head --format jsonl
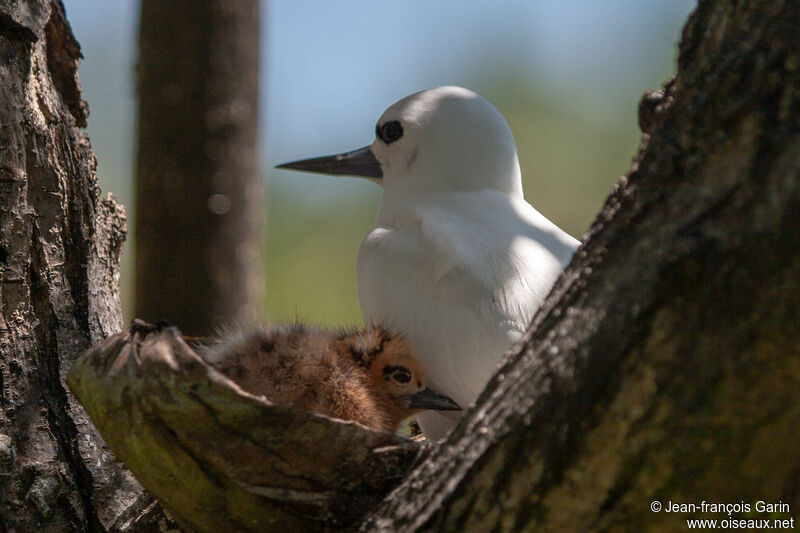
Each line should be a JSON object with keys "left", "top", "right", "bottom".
{"left": 278, "top": 86, "right": 523, "bottom": 197}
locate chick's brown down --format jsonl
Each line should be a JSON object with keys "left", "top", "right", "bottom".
{"left": 198, "top": 324, "right": 459, "bottom": 433}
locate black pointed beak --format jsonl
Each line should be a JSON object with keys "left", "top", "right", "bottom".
{"left": 407, "top": 388, "right": 462, "bottom": 411}
{"left": 276, "top": 145, "right": 382, "bottom": 179}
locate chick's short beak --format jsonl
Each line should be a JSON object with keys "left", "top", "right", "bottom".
{"left": 276, "top": 145, "right": 382, "bottom": 179}
{"left": 407, "top": 388, "right": 461, "bottom": 411}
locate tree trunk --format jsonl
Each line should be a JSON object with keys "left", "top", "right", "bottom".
{"left": 0, "top": 1, "right": 139, "bottom": 530}
{"left": 70, "top": 0, "right": 800, "bottom": 531}
{"left": 360, "top": 1, "right": 800, "bottom": 530}
{"left": 18, "top": 0, "right": 800, "bottom": 531}
{"left": 135, "top": 0, "right": 262, "bottom": 336}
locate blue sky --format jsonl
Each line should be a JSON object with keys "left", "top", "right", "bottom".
{"left": 64, "top": 0, "right": 696, "bottom": 207}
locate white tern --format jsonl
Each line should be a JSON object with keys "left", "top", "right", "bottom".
{"left": 278, "top": 86, "right": 579, "bottom": 440}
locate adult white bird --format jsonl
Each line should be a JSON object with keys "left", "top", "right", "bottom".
{"left": 278, "top": 86, "right": 579, "bottom": 440}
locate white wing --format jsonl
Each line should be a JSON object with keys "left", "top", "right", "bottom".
{"left": 357, "top": 190, "right": 578, "bottom": 439}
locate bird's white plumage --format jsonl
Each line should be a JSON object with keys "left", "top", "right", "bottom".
{"left": 357, "top": 86, "right": 579, "bottom": 439}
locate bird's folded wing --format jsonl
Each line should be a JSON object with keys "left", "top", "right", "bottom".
{"left": 413, "top": 192, "right": 578, "bottom": 330}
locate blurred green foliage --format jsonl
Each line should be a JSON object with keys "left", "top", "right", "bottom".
{"left": 263, "top": 180, "right": 379, "bottom": 325}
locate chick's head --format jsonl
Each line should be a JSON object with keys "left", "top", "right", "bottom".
{"left": 367, "top": 336, "right": 461, "bottom": 419}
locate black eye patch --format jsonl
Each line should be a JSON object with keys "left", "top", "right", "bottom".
{"left": 392, "top": 371, "right": 411, "bottom": 383}
{"left": 376, "top": 120, "right": 403, "bottom": 144}
{"left": 383, "top": 364, "right": 411, "bottom": 383}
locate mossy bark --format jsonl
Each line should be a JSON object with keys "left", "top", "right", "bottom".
{"left": 67, "top": 322, "right": 427, "bottom": 532}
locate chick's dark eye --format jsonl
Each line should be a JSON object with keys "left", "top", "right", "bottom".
{"left": 392, "top": 371, "right": 411, "bottom": 383}
{"left": 383, "top": 364, "right": 411, "bottom": 383}
{"left": 377, "top": 120, "right": 403, "bottom": 144}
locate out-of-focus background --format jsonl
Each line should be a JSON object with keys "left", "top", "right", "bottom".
{"left": 64, "top": 0, "right": 696, "bottom": 326}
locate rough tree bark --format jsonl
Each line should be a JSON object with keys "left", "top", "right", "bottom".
{"left": 9, "top": 0, "right": 800, "bottom": 531}
{"left": 359, "top": 0, "right": 800, "bottom": 530}
{"left": 68, "top": 0, "right": 800, "bottom": 532}
{"left": 135, "top": 0, "right": 262, "bottom": 336}
{"left": 0, "top": 1, "right": 140, "bottom": 530}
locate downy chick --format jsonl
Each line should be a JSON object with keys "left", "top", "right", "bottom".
{"left": 197, "top": 324, "right": 461, "bottom": 433}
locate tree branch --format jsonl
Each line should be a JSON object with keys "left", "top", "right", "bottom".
{"left": 67, "top": 321, "right": 427, "bottom": 532}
